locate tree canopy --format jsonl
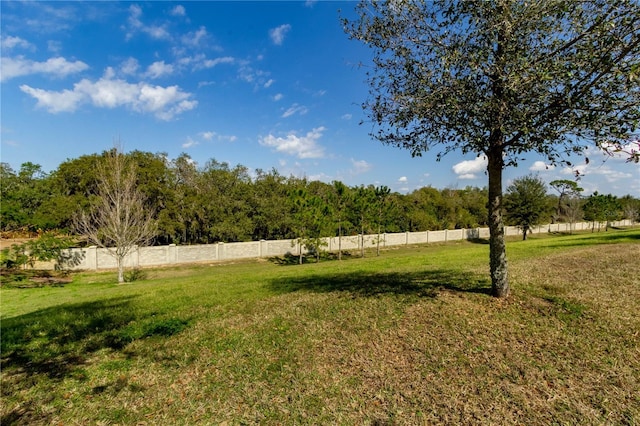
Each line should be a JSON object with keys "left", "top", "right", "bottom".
{"left": 345, "top": 0, "right": 640, "bottom": 297}
{"left": 504, "top": 175, "right": 550, "bottom": 240}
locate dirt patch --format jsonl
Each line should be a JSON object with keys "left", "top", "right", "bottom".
{"left": 0, "top": 239, "right": 32, "bottom": 250}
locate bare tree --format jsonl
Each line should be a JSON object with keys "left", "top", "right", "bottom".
{"left": 75, "top": 147, "right": 156, "bottom": 283}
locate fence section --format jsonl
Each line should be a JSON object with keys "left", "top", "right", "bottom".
{"left": 62, "top": 220, "right": 632, "bottom": 271}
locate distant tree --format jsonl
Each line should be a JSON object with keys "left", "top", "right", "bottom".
{"left": 0, "top": 162, "right": 53, "bottom": 232}
{"left": 331, "top": 181, "right": 351, "bottom": 260}
{"left": 620, "top": 195, "right": 640, "bottom": 223}
{"left": 504, "top": 175, "right": 549, "bottom": 240}
{"left": 289, "top": 186, "right": 331, "bottom": 264}
{"left": 404, "top": 186, "right": 441, "bottom": 231}
{"left": 563, "top": 196, "right": 584, "bottom": 234}
{"left": 583, "top": 192, "right": 622, "bottom": 231}
{"left": 374, "top": 185, "right": 392, "bottom": 256}
{"left": 345, "top": 0, "right": 640, "bottom": 297}
{"left": 74, "top": 147, "right": 157, "bottom": 283}
{"left": 549, "top": 179, "right": 584, "bottom": 233}
{"left": 549, "top": 180, "right": 584, "bottom": 221}
{"left": 252, "top": 169, "right": 295, "bottom": 241}
{"left": 350, "top": 185, "right": 376, "bottom": 257}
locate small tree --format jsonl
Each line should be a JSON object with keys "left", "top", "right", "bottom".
{"left": 331, "top": 181, "right": 351, "bottom": 260}
{"left": 75, "top": 147, "right": 156, "bottom": 283}
{"left": 550, "top": 179, "right": 584, "bottom": 233}
{"left": 289, "top": 188, "right": 330, "bottom": 264}
{"left": 504, "top": 175, "right": 549, "bottom": 240}
{"left": 374, "top": 185, "right": 391, "bottom": 256}
{"left": 350, "top": 186, "right": 376, "bottom": 258}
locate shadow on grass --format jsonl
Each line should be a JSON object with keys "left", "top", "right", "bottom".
{"left": 467, "top": 238, "right": 490, "bottom": 245}
{"left": 270, "top": 268, "right": 492, "bottom": 298}
{"left": 269, "top": 251, "right": 356, "bottom": 266}
{"left": 0, "top": 296, "right": 141, "bottom": 380}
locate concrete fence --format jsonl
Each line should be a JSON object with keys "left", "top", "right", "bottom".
{"left": 56, "top": 220, "right": 633, "bottom": 271}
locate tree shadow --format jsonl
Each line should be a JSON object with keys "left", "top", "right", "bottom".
{"left": 467, "top": 238, "right": 490, "bottom": 245}
{"left": 1, "top": 296, "right": 140, "bottom": 380}
{"left": 269, "top": 268, "right": 492, "bottom": 298}
{"left": 269, "top": 251, "right": 356, "bottom": 266}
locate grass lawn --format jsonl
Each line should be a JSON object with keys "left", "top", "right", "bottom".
{"left": 1, "top": 228, "right": 639, "bottom": 425}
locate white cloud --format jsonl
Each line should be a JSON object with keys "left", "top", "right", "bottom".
{"left": 398, "top": 176, "right": 408, "bottom": 183}
{"left": 452, "top": 155, "right": 487, "bottom": 179}
{"left": 273, "top": 93, "right": 283, "bottom": 101}
{"left": 47, "top": 40, "right": 62, "bottom": 53}
{"left": 120, "top": 57, "right": 139, "bottom": 75}
{"left": 1, "top": 56, "right": 89, "bottom": 82}
{"left": 341, "top": 113, "right": 352, "bottom": 120}
{"left": 1, "top": 36, "right": 32, "bottom": 50}
{"left": 305, "top": 0, "right": 318, "bottom": 7}
{"left": 19, "top": 85, "right": 84, "bottom": 113}
{"left": 259, "top": 127, "right": 326, "bottom": 159}
{"left": 182, "top": 27, "right": 208, "bottom": 47}
{"left": 170, "top": 5, "right": 186, "bottom": 16}
{"left": 145, "top": 61, "right": 174, "bottom": 79}
{"left": 269, "top": 24, "right": 291, "bottom": 45}
{"left": 529, "top": 161, "right": 555, "bottom": 172}
{"left": 282, "top": 103, "right": 308, "bottom": 118}
{"left": 350, "top": 159, "right": 372, "bottom": 175}
{"left": 126, "top": 4, "right": 171, "bottom": 41}
{"left": 198, "top": 131, "right": 236, "bottom": 143}
{"left": 561, "top": 163, "right": 632, "bottom": 184}
{"left": 20, "top": 70, "right": 197, "bottom": 120}
{"left": 201, "top": 56, "right": 234, "bottom": 68}
{"left": 200, "top": 131, "right": 215, "bottom": 141}
{"left": 182, "top": 137, "right": 198, "bottom": 148}
{"left": 264, "top": 79, "right": 275, "bottom": 88}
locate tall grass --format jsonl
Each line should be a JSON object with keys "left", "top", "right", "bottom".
{"left": 1, "top": 228, "right": 639, "bottom": 425}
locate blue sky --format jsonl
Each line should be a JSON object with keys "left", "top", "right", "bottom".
{"left": 1, "top": 1, "right": 638, "bottom": 196}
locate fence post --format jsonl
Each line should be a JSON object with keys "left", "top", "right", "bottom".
{"left": 86, "top": 246, "right": 98, "bottom": 270}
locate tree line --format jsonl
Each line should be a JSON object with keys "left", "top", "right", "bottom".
{"left": 2, "top": 150, "right": 638, "bottom": 246}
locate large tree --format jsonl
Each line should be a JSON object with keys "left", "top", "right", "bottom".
{"left": 345, "top": 0, "right": 640, "bottom": 297}
{"left": 74, "top": 148, "right": 157, "bottom": 283}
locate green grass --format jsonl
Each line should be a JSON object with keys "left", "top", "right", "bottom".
{"left": 1, "top": 228, "right": 639, "bottom": 425}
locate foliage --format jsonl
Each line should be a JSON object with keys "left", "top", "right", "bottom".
{"left": 1, "top": 153, "right": 637, "bottom": 252}
{"left": 549, "top": 180, "right": 583, "bottom": 219}
{"left": 505, "top": 175, "right": 551, "bottom": 240}
{"left": 344, "top": 0, "right": 640, "bottom": 297}
{"left": 0, "top": 232, "right": 76, "bottom": 270}
{"left": 583, "top": 192, "right": 622, "bottom": 230}
{"left": 289, "top": 186, "right": 331, "bottom": 264}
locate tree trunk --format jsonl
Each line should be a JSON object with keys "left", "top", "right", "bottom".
{"left": 487, "top": 150, "right": 509, "bottom": 298}
{"left": 522, "top": 229, "right": 527, "bottom": 241}
{"left": 338, "top": 221, "right": 342, "bottom": 261}
{"left": 117, "top": 257, "right": 125, "bottom": 283}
